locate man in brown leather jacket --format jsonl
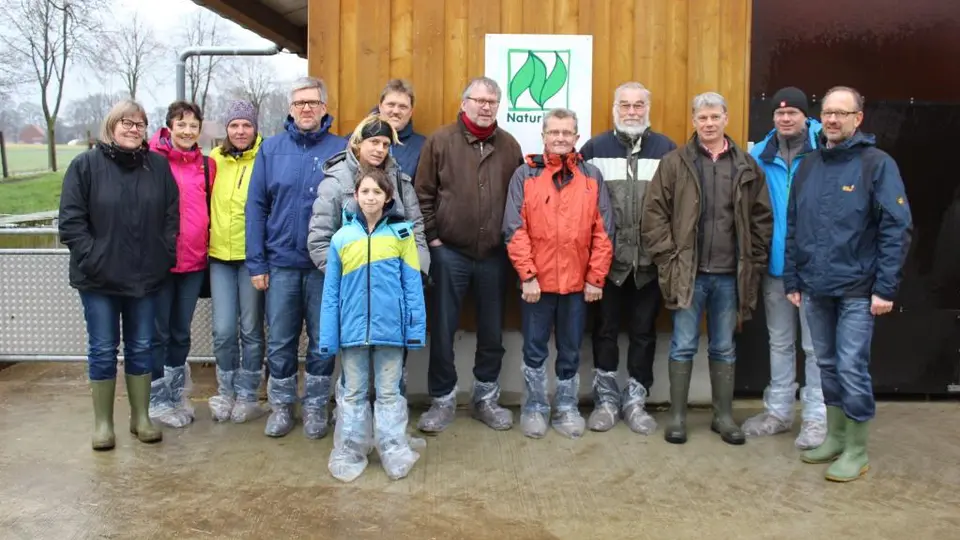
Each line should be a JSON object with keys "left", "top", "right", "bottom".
{"left": 641, "top": 91, "right": 772, "bottom": 447}
{"left": 414, "top": 76, "right": 523, "bottom": 434}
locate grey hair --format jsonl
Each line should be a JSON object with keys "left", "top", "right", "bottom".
{"left": 613, "top": 82, "right": 651, "bottom": 105}
{"left": 823, "top": 85, "right": 864, "bottom": 111}
{"left": 289, "top": 76, "right": 328, "bottom": 105}
{"left": 542, "top": 108, "right": 578, "bottom": 133}
{"left": 691, "top": 92, "right": 727, "bottom": 115}
{"left": 461, "top": 76, "right": 502, "bottom": 102}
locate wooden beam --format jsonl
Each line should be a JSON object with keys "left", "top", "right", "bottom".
{"left": 192, "top": 0, "right": 308, "bottom": 54}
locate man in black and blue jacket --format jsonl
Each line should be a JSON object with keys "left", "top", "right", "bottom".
{"left": 580, "top": 82, "right": 677, "bottom": 435}
{"left": 784, "top": 86, "right": 912, "bottom": 483}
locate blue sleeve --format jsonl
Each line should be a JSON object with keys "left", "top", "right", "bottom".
{"left": 400, "top": 236, "right": 426, "bottom": 349}
{"left": 319, "top": 240, "right": 342, "bottom": 356}
{"left": 871, "top": 154, "right": 913, "bottom": 301}
{"left": 245, "top": 147, "right": 269, "bottom": 276}
{"left": 783, "top": 169, "right": 800, "bottom": 294}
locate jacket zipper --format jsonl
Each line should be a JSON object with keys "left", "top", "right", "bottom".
{"left": 237, "top": 165, "right": 247, "bottom": 188}
{"left": 365, "top": 227, "right": 372, "bottom": 344}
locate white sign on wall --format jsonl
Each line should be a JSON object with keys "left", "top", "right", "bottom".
{"left": 484, "top": 34, "right": 594, "bottom": 156}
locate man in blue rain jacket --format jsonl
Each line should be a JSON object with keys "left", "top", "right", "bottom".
{"left": 246, "top": 76, "right": 347, "bottom": 440}
{"left": 784, "top": 85, "right": 912, "bottom": 483}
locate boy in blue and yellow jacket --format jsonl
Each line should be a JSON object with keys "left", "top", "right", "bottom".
{"left": 319, "top": 167, "right": 426, "bottom": 483}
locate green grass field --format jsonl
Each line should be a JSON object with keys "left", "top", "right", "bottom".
{"left": 3, "top": 143, "right": 86, "bottom": 175}
{"left": 0, "top": 172, "right": 65, "bottom": 215}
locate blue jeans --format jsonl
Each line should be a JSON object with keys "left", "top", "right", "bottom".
{"left": 152, "top": 271, "right": 205, "bottom": 380}
{"left": 669, "top": 273, "right": 738, "bottom": 363}
{"left": 521, "top": 292, "right": 587, "bottom": 380}
{"left": 264, "top": 267, "right": 329, "bottom": 380}
{"left": 427, "top": 245, "right": 508, "bottom": 397}
{"left": 210, "top": 261, "right": 265, "bottom": 373}
{"left": 80, "top": 291, "right": 156, "bottom": 381}
{"left": 341, "top": 346, "right": 404, "bottom": 405}
{"left": 802, "top": 295, "right": 875, "bottom": 422}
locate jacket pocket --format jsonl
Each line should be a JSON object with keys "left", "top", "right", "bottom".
{"left": 657, "top": 258, "right": 676, "bottom": 303}
{"left": 79, "top": 240, "right": 106, "bottom": 277}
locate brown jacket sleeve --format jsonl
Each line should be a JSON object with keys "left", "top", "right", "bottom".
{"left": 640, "top": 154, "right": 677, "bottom": 267}
{"left": 414, "top": 134, "right": 440, "bottom": 243}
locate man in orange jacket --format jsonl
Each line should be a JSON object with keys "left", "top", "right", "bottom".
{"left": 502, "top": 108, "right": 615, "bottom": 440}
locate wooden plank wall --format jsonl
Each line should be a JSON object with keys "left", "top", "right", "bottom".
{"left": 308, "top": 0, "right": 753, "bottom": 146}
{"left": 307, "top": 0, "right": 751, "bottom": 330}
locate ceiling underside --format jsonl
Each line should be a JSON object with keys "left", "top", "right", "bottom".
{"left": 192, "top": 0, "right": 309, "bottom": 55}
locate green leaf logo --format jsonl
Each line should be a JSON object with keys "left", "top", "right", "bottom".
{"left": 508, "top": 51, "right": 568, "bottom": 109}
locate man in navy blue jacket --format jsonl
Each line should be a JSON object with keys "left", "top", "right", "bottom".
{"left": 375, "top": 79, "right": 426, "bottom": 178}
{"left": 246, "top": 76, "right": 347, "bottom": 439}
{"left": 580, "top": 82, "right": 677, "bottom": 435}
{"left": 784, "top": 86, "right": 912, "bottom": 482}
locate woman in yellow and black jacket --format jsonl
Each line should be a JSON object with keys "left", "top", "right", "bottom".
{"left": 206, "top": 100, "right": 267, "bottom": 424}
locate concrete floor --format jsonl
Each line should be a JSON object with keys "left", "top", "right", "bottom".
{"left": 1, "top": 363, "right": 958, "bottom": 540}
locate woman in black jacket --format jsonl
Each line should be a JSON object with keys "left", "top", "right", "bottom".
{"left": 58, "top": 99, "right": 179, "bottom": 451}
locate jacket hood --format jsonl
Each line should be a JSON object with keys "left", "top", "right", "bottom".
{"left": 283, "top": 113, "right": 335, "bottom": 144}
{"left": 148, "top": 127, "right": 204, "bottom": 163}
{"left": 756, "top": 118, "right": 822, "bottom": 163}
{"left": 820, "top": 129, "right": 876, "bottom": 157}
{"left": 342, "top": 198, "right": 405, "bottom": 227}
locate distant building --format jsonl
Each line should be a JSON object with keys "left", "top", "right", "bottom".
{"left": 19, "top": 125, "right": 45, "bottom": 144}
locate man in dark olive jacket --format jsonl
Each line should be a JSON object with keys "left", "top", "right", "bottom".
{"left": 642, "top": 91, "right": 772, "bottom": 447}
{"left": 785, "top": 85, "right": 912, "bottom": 483}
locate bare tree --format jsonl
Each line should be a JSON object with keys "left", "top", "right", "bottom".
{"left": 224, "top": 57, "right": 276, "bottom": 114}
{"left": 66, "top": 91, "right": 124, "bottom": 138}
{"left": 100, "top": 12, "right": 164, "bottom": 100}
{"left": 180, "top": 10, "right": 226, "bottom": 114}
{"left": 0, "top": 0, "right": 104, "bottom": 171}
{"left": 258, "top": 89, "right": 289, "bottom": 137}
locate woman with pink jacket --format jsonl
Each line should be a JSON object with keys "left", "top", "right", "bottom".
{"left": 147, "top": 100, "right": 216, "bottom": 428}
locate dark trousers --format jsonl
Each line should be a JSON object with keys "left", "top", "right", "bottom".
{"left": 426, "top": 245, "right": 508, "bottom": 397}
{"left": 80, "top": 291, "right": 155, "bottom": 381}
{"left": 591, "top": 274, "right": 661, "bottom": 391}
{"left": 522, "top": 292, "right": 587, "bottom": 379}
{"left": 152, "top": 271, "right": 204, "bottom": 380}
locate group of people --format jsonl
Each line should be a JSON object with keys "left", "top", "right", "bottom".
{"left": 58, "top": 73, "right": 911, "bottom": 485}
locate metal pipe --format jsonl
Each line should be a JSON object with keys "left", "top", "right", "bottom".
{"left": 176, "top": 44, "right": 283, "bottom": 102}
{"left": 0, "top": 249, "right": 66, "bottom": 255}
{"left": 0, "top": 355, "right": 218, "bottom": 362}
{"left": 0, "top": 227, "right": 59, "bottom": 235}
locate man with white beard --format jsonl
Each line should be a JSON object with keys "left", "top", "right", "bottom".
{"left": 580, "top": 82, "right": 677, "bottom": 434}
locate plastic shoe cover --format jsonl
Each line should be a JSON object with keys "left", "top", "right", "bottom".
{"left": 471, "top": 380, "right": 513, "bottom": 430}
{"left": 795, "top": 420, "right": 827, "bottom": 450}
{"left": 149, "top": 378, "right": 190, "bottom": 428}
{"left": 554, "top": 374, "right": 581, "bottom": 413}
{"left": 166, "top": 365, "right": 195, "bottom": 424}
{"left": 375, "top": 397, "right": 420, "bottom": 480}
{"left": 592, "top": 369, "right": 620, "bottom": 408}
{"left": 622, "top": 379, "right": 657, "bottom": 434}
{"left": 230, "top": 399, "right": 266, "bottom": 423}
{"left": 264, "top": 374, "right": 297, "bottom": 437}
{"left": 214, "top": 367, "right": 237, "bottom": 399}
{"left": 741, "top": 411, "right": 793, "bottom": 437}
{"left": 800, "top": 385, "right": 827, "bottom": 424}
{"left": 623, "top": 403, "right": 657, "bottom": 435}
{"left": 329, "top": 394, "right": 373, "bottom": 482}
{"left": 762, "top": 384, "right": 798, "bottom": 425}
{"left": 234, "top": 368, "right": 264, "bottom": 403}
{"left": 417, "top": 387, "right": 457, "bottom": 433}
{"left": 552, "top": 409, "right": 585, "bottom": 439}
{"left": 208, "top": 394, "right": 235, "bottom": 423}
{"left": 520, "top": 411, "right": 549, "bottom": 439}
{"left": 587, "top": 402, "right": 618, "bottom": 432}
{"left": 521, "top": 365, "right": 550, "bottom": 416}
{"left": 302, "top": 374, "right": 332, "bottom": 439}
{"left": 407, "top": 433, "right": 427, "bottom": 451}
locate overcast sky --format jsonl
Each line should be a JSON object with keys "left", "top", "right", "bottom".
{"left": 7, "top": 0, "right": 307, "bottom": 110}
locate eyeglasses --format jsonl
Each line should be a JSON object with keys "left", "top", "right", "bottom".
{"left": 119, "top": 118, "right": 147, "bottom": 131}
{"left": 618, "top": 102, "right": 647, "bottom": 111}
{"left": 821, "top": 110, "right": 859, "bottom": 120}
{"left": 544, "top": 129, "right": 576, "bottom": 138}
{"left": 292, "top": 100, "right": 324, "bottom": 110}
{"left": 465, "top": 96, "right": 499, "bottom": 109}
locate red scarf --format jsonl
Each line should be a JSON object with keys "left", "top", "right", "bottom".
{"left": 460, "top": 111, "right": 497, "bottom": 141}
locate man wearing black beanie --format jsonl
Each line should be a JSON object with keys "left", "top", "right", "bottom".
{"left": 743, "top": 87, "right": 827, "bottom": 450}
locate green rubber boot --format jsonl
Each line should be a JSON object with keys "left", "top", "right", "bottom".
{"left": 708, "top": 361, "right": 745, "bottom": 445}
{"left": 664, "top": 360, "right": 692, "bottom": 444}
{"left": 91, "top": 379, "right": 116, "bottom": 451}
{"left": 801, "top": 405, "right": 846, "bottom": 464}
{"left": 825, "top": 418, "right": 870, "bottom": 482}
{"left": 125, "top": 374, "right": 162, "bottom": 444}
